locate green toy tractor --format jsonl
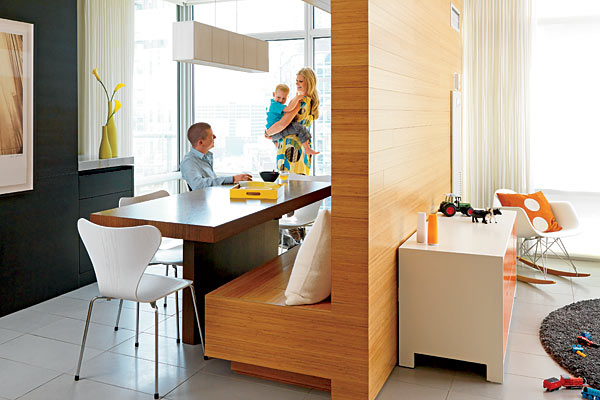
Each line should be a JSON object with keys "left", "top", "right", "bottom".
{"left": 439, "top": 193, "right": 474, "bottom": 217}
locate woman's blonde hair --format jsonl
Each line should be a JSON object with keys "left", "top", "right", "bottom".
{"left": 296, "top": 67, "right": 320, "bottom": 121}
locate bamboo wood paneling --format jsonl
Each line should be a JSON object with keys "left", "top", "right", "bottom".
{"left": 204, "top": 0, "right": 462, "bottom": 398}
{"left": 231, "top": 362, "right": 331, "bottom": 391}
{"left": 365, "top": 0, "right": 463, "bottom": 398}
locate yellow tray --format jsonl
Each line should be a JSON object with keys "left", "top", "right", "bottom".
{"left": 230, "top": 181, "right": 284, "bottom": 200}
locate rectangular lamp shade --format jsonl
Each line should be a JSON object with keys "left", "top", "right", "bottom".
{"left": 173, "top": 21, "right": 269, "bottom": 73}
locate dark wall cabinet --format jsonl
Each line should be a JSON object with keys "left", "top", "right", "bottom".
{"left": 78, "top": 166, "right": 134, "bottom": 285}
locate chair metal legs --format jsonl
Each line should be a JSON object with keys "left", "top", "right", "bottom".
{"left": 552, "top": 238, "right": 579, "bottom": 274}
{"left": 112, "top": 300, "right": 140, "bottom": 347}
{"left": 135, "top": 302, "right": 140, "bottom": 347}
{"left": 520, "top": 237, "right": 579, "bottom": 276}
{"left": 76, "top": 288, "right": 203, "bottom": 396}
{"left": 189, "top": 284, "right": 206, "bottom": 358}
{"left": 164, "top": 265, "right": 169, "bottom": 307}
{"left": 113, "top": 279, "right": 180, "bottom": 348}
{"left": 74, "top": 296, "right": 105, "bottom": 381}
{"left": 164, "top": 265, "right": 179, "bottom": 308}
{"left": 113, "top": 300, "right": 142, "bottom": 347}
{"left": 151, "top": 301, "right": 159, "bottom": 399}
{"left": 114, "top": 266, "right": 180, "bottom": 334}
{"left": 114, "top": 299, "right": 124, "bottom": 331}
{"left": 174, "top": 267, "right": 180, "bottom": 343}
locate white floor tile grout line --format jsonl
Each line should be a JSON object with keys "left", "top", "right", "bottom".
{"left": 24, "top": 331, "right": 132, "bottom": 353}
{"left": 0, "top": 353, "right": 64, "bottom": 377}
{"left": 105, "top": 346, "right": 206, "bottom": 371}
{"left": 161, "top": 370, "right": 202, "bottom": 399}
{"left": 161, "top": 367, "right": 314, "bottom": 400}
{"left": 0, "top": 335, "right": 143, "bottom": 376}
{"left": 70, "top": 353, "right": 198, "bottom": 397}
{"left": 80, "top": 347, "right": 193, "bottom": 371}
{"left": 83, "top": 376, "right": 157, "bottom": 396}
{"left": 13, "top": 373, "right": 65, "bottom": 400}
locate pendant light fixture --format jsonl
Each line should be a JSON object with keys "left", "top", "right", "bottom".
{"left": 172, "top": 0, "right": 269, "bottom": 72}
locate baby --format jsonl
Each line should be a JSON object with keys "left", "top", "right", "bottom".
{"left": 265, "top": 84, "right": 319, "bottom": 155}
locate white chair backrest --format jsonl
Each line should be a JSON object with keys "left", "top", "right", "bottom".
{"left": 77, "top": 219, "right": 161, "bottom": 301}
{"left": 493, "top": 189, "right": 516, "bottom": 208}
{"left": 119, "top": 190, "right": 170, "bottom": 207}
{"left": 288, "top": 174, "right": 331, "bottom": 182}
{"left": 493, "top": 188, "right": 539, "bottom": 238}
{"left": 288, "top": 201, "right": 323, "bottom": 225}
{"left": 284, "top": 174, "right": 329, "bottom": 224}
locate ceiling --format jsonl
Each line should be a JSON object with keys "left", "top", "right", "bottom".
{"left": 164, "top": 0, "right": 330, "bottom": 13}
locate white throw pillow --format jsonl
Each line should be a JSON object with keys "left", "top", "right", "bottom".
{"left": 285, "top": 209, "right": 331, "bottom": 305}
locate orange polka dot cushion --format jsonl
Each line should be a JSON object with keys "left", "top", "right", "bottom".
{"left": 496, "top": 191, "right": 562, "bottom": 233}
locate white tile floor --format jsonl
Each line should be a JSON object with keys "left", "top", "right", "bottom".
{"left": 0, "top": 260, "right": 598, "bottom": 400}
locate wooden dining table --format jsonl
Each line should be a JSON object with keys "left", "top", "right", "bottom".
{"left": 90, "top": 180, "right": 331, "bottom": 345}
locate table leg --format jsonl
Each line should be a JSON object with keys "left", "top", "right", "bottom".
{"left": 182, "top": 219, "right": 279, "bottom": 344}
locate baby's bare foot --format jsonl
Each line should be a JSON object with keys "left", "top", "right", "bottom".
{"left": 305, "top": 148, "right": 320, "bottom": 155}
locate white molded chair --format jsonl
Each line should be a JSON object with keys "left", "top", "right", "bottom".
{"left": 493, "top": 189, "right": 582, "bottom": 275}
{"left": 114, "top": 190, "right": 184, "bottom": 345}
{"left": 279, "top": 174, "right": 331, "bottom": 246}
{"left": 75, "top": 219, "right": 205, "bottom": 399}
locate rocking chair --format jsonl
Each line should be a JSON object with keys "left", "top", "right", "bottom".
{"left": 493, "top": 189, "right": 589, "bottom": 284}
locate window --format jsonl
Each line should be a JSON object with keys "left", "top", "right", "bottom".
{"left": 194, "top": 39, "right": 305, "bottom": 174}
{"left": 531, "top": 0, "right": 600, "bottom": 257}
{"left": 313, "top": 37, "right": 331, "bottom": 176}
{"left": 314, "top": 6, "right": 331, "bottom": 30}
{"left": 131, "top": 0, "right": 330, "bottom": 196}
{"left": 132, "top": 0, "right": 178, "bottom": 193}
{"left": 192, "top": 0, "right": 331, "bottom": 176}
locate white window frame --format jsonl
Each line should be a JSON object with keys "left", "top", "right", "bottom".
{"left": 134, "top": 2, "right": 185, "bottom": 194}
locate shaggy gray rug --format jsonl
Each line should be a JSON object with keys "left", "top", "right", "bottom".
{"left": 540, "top": 299, "right": 600, "bottom": 388}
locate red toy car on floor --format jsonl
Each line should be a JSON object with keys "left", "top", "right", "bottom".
{"left": 560, "top": 375, "right": 584, "bottom": 389}
{"left": 578, "top": 336, "right": 600, "bottom": 348}
{"left": 543, "top": 377, "right": 562, "bottom": 392}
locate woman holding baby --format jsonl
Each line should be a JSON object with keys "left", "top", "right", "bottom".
{"left": 266, "top": 67, "right": 320, "bottom": 175}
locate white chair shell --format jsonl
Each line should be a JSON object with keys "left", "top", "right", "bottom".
{"left": 279, "top": 175, "right": 331, "bottom": 243}
{"left": 77, "top": 219, "right": 161, "bottom": 302}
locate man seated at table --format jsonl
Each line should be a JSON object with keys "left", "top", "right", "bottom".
{"left": 181, "top": 122, "right": 252, "bottom": 190}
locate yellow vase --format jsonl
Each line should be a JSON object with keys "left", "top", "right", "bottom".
{"left": 99, "top": 125, "right": 112, "bottom": 159}
{"left": 107, "top": 101, "right": 118, "bottom": 157}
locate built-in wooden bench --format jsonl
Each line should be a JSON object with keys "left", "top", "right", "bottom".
{"left": 205, "top": 245, "right": 333, "bottom": 391}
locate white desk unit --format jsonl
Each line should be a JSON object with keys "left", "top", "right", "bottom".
{"left": 398, "top": 211, "right": 517, "bottom": 383}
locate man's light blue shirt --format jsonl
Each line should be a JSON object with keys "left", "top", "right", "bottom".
{"left": 180, "top": 148, "right": 234, "bottom": 190}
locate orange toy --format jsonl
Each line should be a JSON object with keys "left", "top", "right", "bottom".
{"left": 427, "top": 213, "right": 438, "bottom": 245}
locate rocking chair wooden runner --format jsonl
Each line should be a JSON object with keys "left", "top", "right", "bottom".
{"left": 493, "top": 189, "right": 590, "bottom": 284}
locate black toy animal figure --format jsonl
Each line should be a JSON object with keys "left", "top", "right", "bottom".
{"left": 471, "top": 208, "right": 490, "bottom": 224}
{"left": 472, "top": 208, "right": 502, "bottom": 224}
{"left": 471, "top": 208, "right": 502, "bottom": 224}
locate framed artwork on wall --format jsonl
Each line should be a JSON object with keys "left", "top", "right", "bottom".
{"left": 0, "top": 18, "right": 33, "bottom": 195}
